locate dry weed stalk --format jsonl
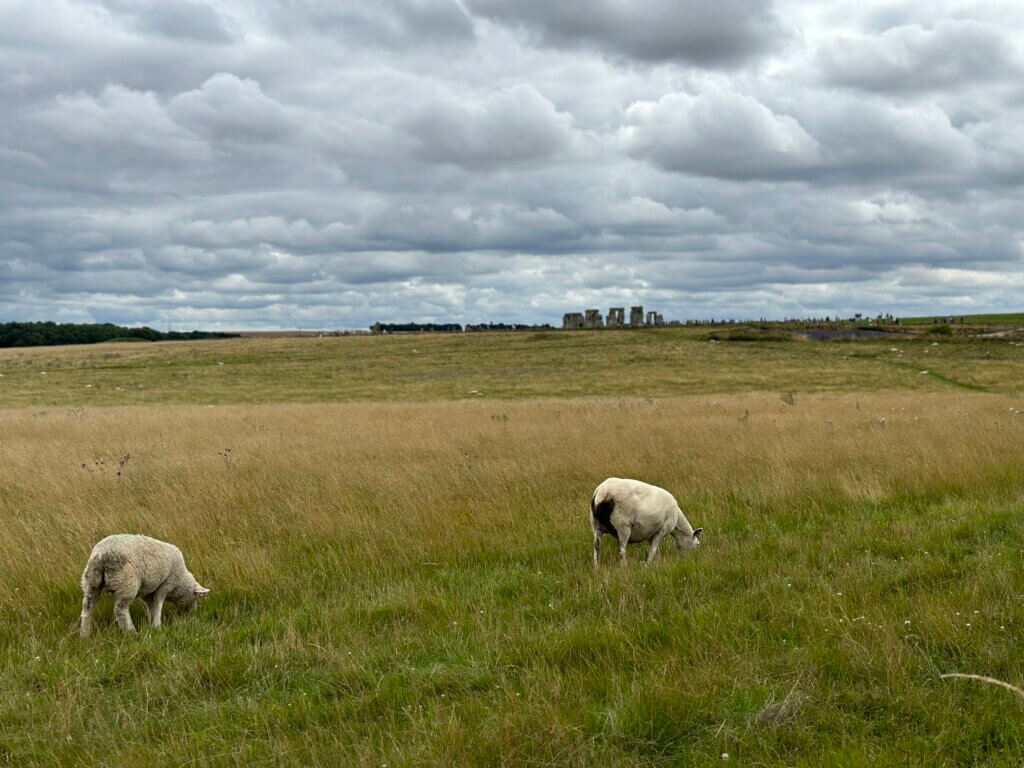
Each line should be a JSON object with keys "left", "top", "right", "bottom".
{"left": 940, "top": 673, "right": 1024, "bottom": 700}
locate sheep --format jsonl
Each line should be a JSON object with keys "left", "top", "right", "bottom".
{"left": 80, "top": 534, "right": 210, "bottom": 637}
{"left": 590, "top": 477, "right": 702, "bottom": 568}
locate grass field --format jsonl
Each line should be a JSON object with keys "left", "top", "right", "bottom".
{"left": 2, "top": 331, "right": 1024, "bottom": 766}
{"left": 898, "top": 312, "right": 1024, "bottom": 326}
{"left": 2, "top": 327, "right": 1023, "bottom": 407}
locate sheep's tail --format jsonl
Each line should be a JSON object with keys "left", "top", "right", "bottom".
{"left": 591, "top": 488, "right": 616, "bottom": 533}
{"left": 81, "top": 555, "right": 106, "bottom": 592}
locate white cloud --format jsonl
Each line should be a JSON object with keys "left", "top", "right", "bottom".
{"left": 621, "top": 91, "right": 822, "bottom": 179}
{"left": 465, "top": 0, "right": 787, "bottom": 66}
{"left": 168, "top": 74, "right": 296, "bottom": 143}
{"left": 818, "top": 20, "right": 1023, "bottom": 92}
{"left": 1, "top": 0, "right": 1023, "bottom": 328}
{"left": 406, "top": 84, "right": 575, "bottom": 169}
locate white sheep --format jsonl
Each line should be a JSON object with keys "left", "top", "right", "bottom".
{"left": 80, "top": 534, "right": 210, "bottom": 636}
{"left": 590, "top": 477, "right": 702, "bottom": 568}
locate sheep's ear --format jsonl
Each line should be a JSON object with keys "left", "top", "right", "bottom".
{"left": 692, "top": 528, "right": 703, "bottom": 541}
{"left": 194, "top": 585, "right": 210, "bottom": 595}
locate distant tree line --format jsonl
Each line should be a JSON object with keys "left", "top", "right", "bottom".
{"left": 370, "top": 321, "right": 555, "bottom": 334}
{"left": 0, "top": 322, "right": 238, "bottom": 348}
{"left": 464, "top": 322, "right": 553, "bottom": 332}
{"left": 370, "top": 322, "right": 463, "bottom": 334}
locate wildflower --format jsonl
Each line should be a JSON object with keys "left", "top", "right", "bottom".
{"left": 904, "top": 620, "right": 911, "bottom": 625}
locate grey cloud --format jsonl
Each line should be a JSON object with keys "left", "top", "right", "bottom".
{"left": 464, "top": 0, "right": 786, "bottom": 66}
{"left": 622, "top": 89, "right": 983, "bottom": 186}
{"left": 406, "top": 84, "right": 575, "bottom": 169}
{"left": 0, "top": 2, "right": 252, "bottom": 102}
{"left": 168, "top": 217, "right": 344, "bottom": 250}
{"left": 270, "top": 0, "right": 474, "bottom": 47}
{"left": 596, "top": 198, "right": 725, "bottom": 234}
{"left": 168, "top": 74, "right": 296, "bottom": 143}
{"left": 2, "top": 0, "right": 1023, "bottom": 329}
{"left": 145, "top": 245, "right": 274, "bottom": 277}
{"left": 819, "top": 20, "right": 1023, "bottom": 93}
{"left": 98, "top": 0, "right": 236, "bottom": 43}
{"left": 800, "top": 97, "right": 977, "bottom": 183}
{"left": 31, "top": 85, "right": 205, "bottom": 160}
{"left": 621, "top": 91, "right": 822, "bottom": 179}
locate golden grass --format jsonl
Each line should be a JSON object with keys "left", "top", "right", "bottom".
{"left": 4, "top": 381, "right": 1024, "bottom": 763}
{"left": 2, "top": 328, "right": 1023, "bottom": 407}
{"left": 3, "top": 391, "right": 1021, "bottom": 606}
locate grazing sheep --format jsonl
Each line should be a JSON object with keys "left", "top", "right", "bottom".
{"left": 591, "top": 477, "right": 702, "bottom": 568}
{"left": 80, "top": 534, "right": 210, "bottom": 637}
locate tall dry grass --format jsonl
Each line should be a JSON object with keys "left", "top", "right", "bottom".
{"left": 2, "top": 392, "right": 1024, "bottom": 765}
{"left": 3, "top": 393, "right": 1020, "bottom": 602}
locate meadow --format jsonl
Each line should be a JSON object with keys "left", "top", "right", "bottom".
{"left": 898, "top": 312, "right": 1024, "bottom": 326}
{"left": 2, "top": 329, "right": 1024, "bottom": 766}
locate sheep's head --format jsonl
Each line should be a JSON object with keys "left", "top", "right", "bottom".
{"left": 679, "top": 527, "right": 702, "bottom": 550}
{"left": 173, "top": 576, "right": 211, "bottom": 611}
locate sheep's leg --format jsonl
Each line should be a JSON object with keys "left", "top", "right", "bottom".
{"left": 646, "top": 531, "right": 666, "bottom": 565}
{"left": 79, "top": 588, "right": 100, "bottom": 638}
{"left": 616, "top": 525, "right": 631, "bottom": 566}
{"left": 142, "top": 594, "right": 165, "bottom": 628}
{"left": 113, "top": 595, "right": 136, "bottom": 633}
{"left": 148, "top": 593, "right": 166, "bottom": 628}
{"left": 593, "top": 531, "right": 602, "bottom": 570}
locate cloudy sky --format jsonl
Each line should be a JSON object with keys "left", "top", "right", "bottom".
{"left": 2, "top": 0, "right": 1023, "bottom": 329}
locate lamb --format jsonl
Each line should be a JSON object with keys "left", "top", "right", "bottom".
{"left": 80, "top": 534, "right": 210, "bottom": 637}
{"left": 590, "top": 477, "right": 702, "bottom": 568}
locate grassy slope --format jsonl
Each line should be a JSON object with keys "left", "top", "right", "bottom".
{"left": 1, "top": 328, "right": 1022, "bottom": 406}
{"left": 2, "top": 334, "right": 1024, "bottom": 766}
{"left": 899, "top": 312, "right": 1024, "bottom": 326}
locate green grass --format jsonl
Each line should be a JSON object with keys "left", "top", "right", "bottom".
{"left": 899, "top": 312, "right": 1024, "bottom": 326}
{"left": 1, "top": 327, "right": 1023, "bottom": 407}
{"left": 2, "top": 334, "right": 1024, "bottom": 766}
